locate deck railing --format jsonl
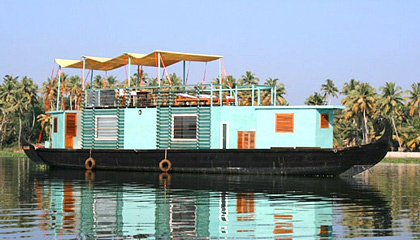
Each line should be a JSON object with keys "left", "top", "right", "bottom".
{"left": 83, "top": 84, "right": 277, "bottom": 108}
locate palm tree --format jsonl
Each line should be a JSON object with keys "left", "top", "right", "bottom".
{"left": 263, "top": 77, "right": 287, "bottom": 105}
{"left": 40, "top": 77, "right": 58, "bottom": 110}
{"left": 106, "top": 75, "right": 119, "bottom": 88}
{"left": 305, "top": 92, "right": 326, "bottom": 105}
{"left": 239, "top": 71, "right": 259, "bottom": 85}
{"left": 65, "top": 75, "right": 82, "bottom": 110}
{"left": 37, "top": 113, "right": 52, "bottom": 143}
{"left": 405, "top": 82, "right": 420, "bottom": 117}
{"left": 20, "top": 76, "right": 38, "bottom": 130}
{"left": 0, "top": 76, "right": 33, "bottom": 147}
{"left": 341, "top": 79, "right": 360, "bottom": 95}
{"left": 93, "top": 75, "right": 105, "bottom": 89}
{"left": 0, "top": 75, "right": 18, "bottom": 147}
{"left": 341, "top": 83, "right": 377, "bottom": 144}
{"left": 379, "top": 82, "right": 404, "bottom": 150}
{"left": 321, "top": 79, "right": 339, "bottom": 105}
{"left": 146, "top": 77, "right": 159, "bottom": 87}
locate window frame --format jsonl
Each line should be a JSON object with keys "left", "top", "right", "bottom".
{"left": 171, "top": 114, "right": 197, "bottom": 142}
{"left": 95, "top": 115, "right": 118, "bottom": 141}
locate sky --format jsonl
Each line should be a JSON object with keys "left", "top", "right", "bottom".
{"left": 1, "top": 0, "right": 420, "bottom": 105}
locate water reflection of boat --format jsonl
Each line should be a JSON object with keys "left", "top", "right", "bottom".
{"left": 32, "top": 170, "right": 391, "bottom": 239}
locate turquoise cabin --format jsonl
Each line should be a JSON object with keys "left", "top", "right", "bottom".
{"left": 47, "top": 50, "right": 343, "bottom": 150}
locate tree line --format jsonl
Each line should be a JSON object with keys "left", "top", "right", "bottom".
{"left": 0, "top": 73, "right": 419, "bottom": 152}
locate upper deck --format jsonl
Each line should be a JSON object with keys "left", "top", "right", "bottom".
{"left": 84, "top": 84, "right": 278, "bottom": 109}
{"left": 54, "top": 50, "right": 279, "bottom": 110}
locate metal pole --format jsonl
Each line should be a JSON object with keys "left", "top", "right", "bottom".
{"left": 128, "top": 56, "right": 131, "bottom": 88}
{"left": 218, "top": 59, "right": 222, "bottom": 84}
{"left": 251, "top": 85, "right": 255, "bottom": 106}
{"left": 257, "top": 88, "right": 261, "bottom": 105}
{"left": 56, "top": 67, "right": 62, "bottom": 111}
{"left": 90, "top": 70, "right": 94, "bottom": 89}
{"left": 235, "top": 85, "right": 238, "bottom": 106}
{"left": 183, "top": 61, "right": 186, "bottom": 85}
{"left": 158, "top": 52, "right": 161, "bottom": 87}
{"left": 82, "top": 58, "right": 86, "bottom": 90}
{"left": 273, "top": 85, "right": 277, "bottom": 106}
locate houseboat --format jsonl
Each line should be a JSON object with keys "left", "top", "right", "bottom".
{"left": 21, "top": 50, "right": 391, "bottom": 176}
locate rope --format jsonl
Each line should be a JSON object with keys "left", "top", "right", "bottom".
{"left": 186, "top": 61, "right": 191, "bottom": 84}
{"left": 160, "top": 55, "right": 172, "bottom": 85}
{"left": 139, "top": 65, "right": 144, "bottom": 86}
{"left": 103, "top": 71, "right": 107, "bottom": 88}
{"left": 84, "top": 70, "right": 91, "bottom": 88}
{"left": 124, "top": 57, "right": 129, "bottom": 86}
{"left": 202, "top": 62, "right": 208, "bottom": 85}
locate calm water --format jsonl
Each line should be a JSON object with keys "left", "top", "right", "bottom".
{"left": 0, "top": 158, "right": 419, "bottom": 239}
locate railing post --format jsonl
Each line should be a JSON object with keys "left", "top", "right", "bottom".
{"left": 235, "top": 85, "right": 238, "bottom": 106}
{"left": 251, "top": 85, "right": 255, "bottom": 106}
{"left": 273, "top": 85, "right": 277, "bottom": 106}
{"left": 219, "top": 84, "right": 222, "bottom": 106}
{"left": 270, "top": 87, "right": 274, "bottom": 105}
{"left": 257, "top": 87, "right": 260, "bottom": 105}
{"left": 210, "top": 84, "right": 213, "bottom": 107}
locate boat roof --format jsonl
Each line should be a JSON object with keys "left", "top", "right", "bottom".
{"left": 55, "top": 50, "right": 223, "bottom": 71}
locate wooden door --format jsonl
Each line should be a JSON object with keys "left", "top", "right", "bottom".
{"left": 65, "top": 113, "right": 77, "bottom": 149}
{"left": 237, "top": 131, "right": 255, "bottom": 149}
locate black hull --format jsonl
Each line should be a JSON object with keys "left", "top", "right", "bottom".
{"left": 21, "top": 118, "right": 391, "bottom": 177}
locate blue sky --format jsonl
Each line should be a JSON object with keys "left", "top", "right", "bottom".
{"left": 1, "top": 0, "right": 419, "bottom": 104}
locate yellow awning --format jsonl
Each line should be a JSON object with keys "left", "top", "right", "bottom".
{"left": 54, "top": 59, "right": 81, "bottom": 68}
{"left": 140, "top": 50, "right": 223, "bottom": 67}
{"left": 55, "top": 56, "right": 112, "bottom": 70}
{"left": 101, "top": 53, "right": 147, "bottom": 70}
{"left": 55, "top": 50, "right": 223, "bottom": 70}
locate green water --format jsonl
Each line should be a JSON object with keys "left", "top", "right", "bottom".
{"left": 0, "top": 158, "right": 419, "bottom": 239}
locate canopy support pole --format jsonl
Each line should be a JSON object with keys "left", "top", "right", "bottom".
{"left": 56, "top": 66, "right": 62, "bottom": 111}
{"left": 128, "top": 56, "right": 131, "bottom": 87}
{"left": 82, "top": 58, "right": 86, "bottom": 90}
{"left": 182, "top": 61, "right": 186, "bottom": 85}
{"left": 158, "top": 52, "right": 161, "bottom": 86}
{"left": 90, "top": 70, "right": 94, "bottom": 89}
{"left": 218, "top": 59, "right": 222, "bottom": 85}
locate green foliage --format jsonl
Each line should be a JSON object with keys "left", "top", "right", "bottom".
{"left": 2, "top": 71, "right": 420, "bottom": 153}
{"left": 305, "top": 92, "right": 326, "bottom": 105}
{"left": 321, "top": 79, "right": 339, "bottom": 105}
{"left": 0, "top": 75, "right": 39, "bottom": 148}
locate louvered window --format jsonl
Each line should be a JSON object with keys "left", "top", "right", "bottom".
{"left": 172, "top": 114, "right": 197, "bottom": 141}
{"left": 320, "top": 113, "right": 329, "bottom": 128}
{"left": 275, "top": 113, "right": 294, "bottom": 133}
{"left": 237, "top": 131, "right": 255, "bottom": 149}
{"left": 95, "top": 115, "right": 118, "bottom": 140}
